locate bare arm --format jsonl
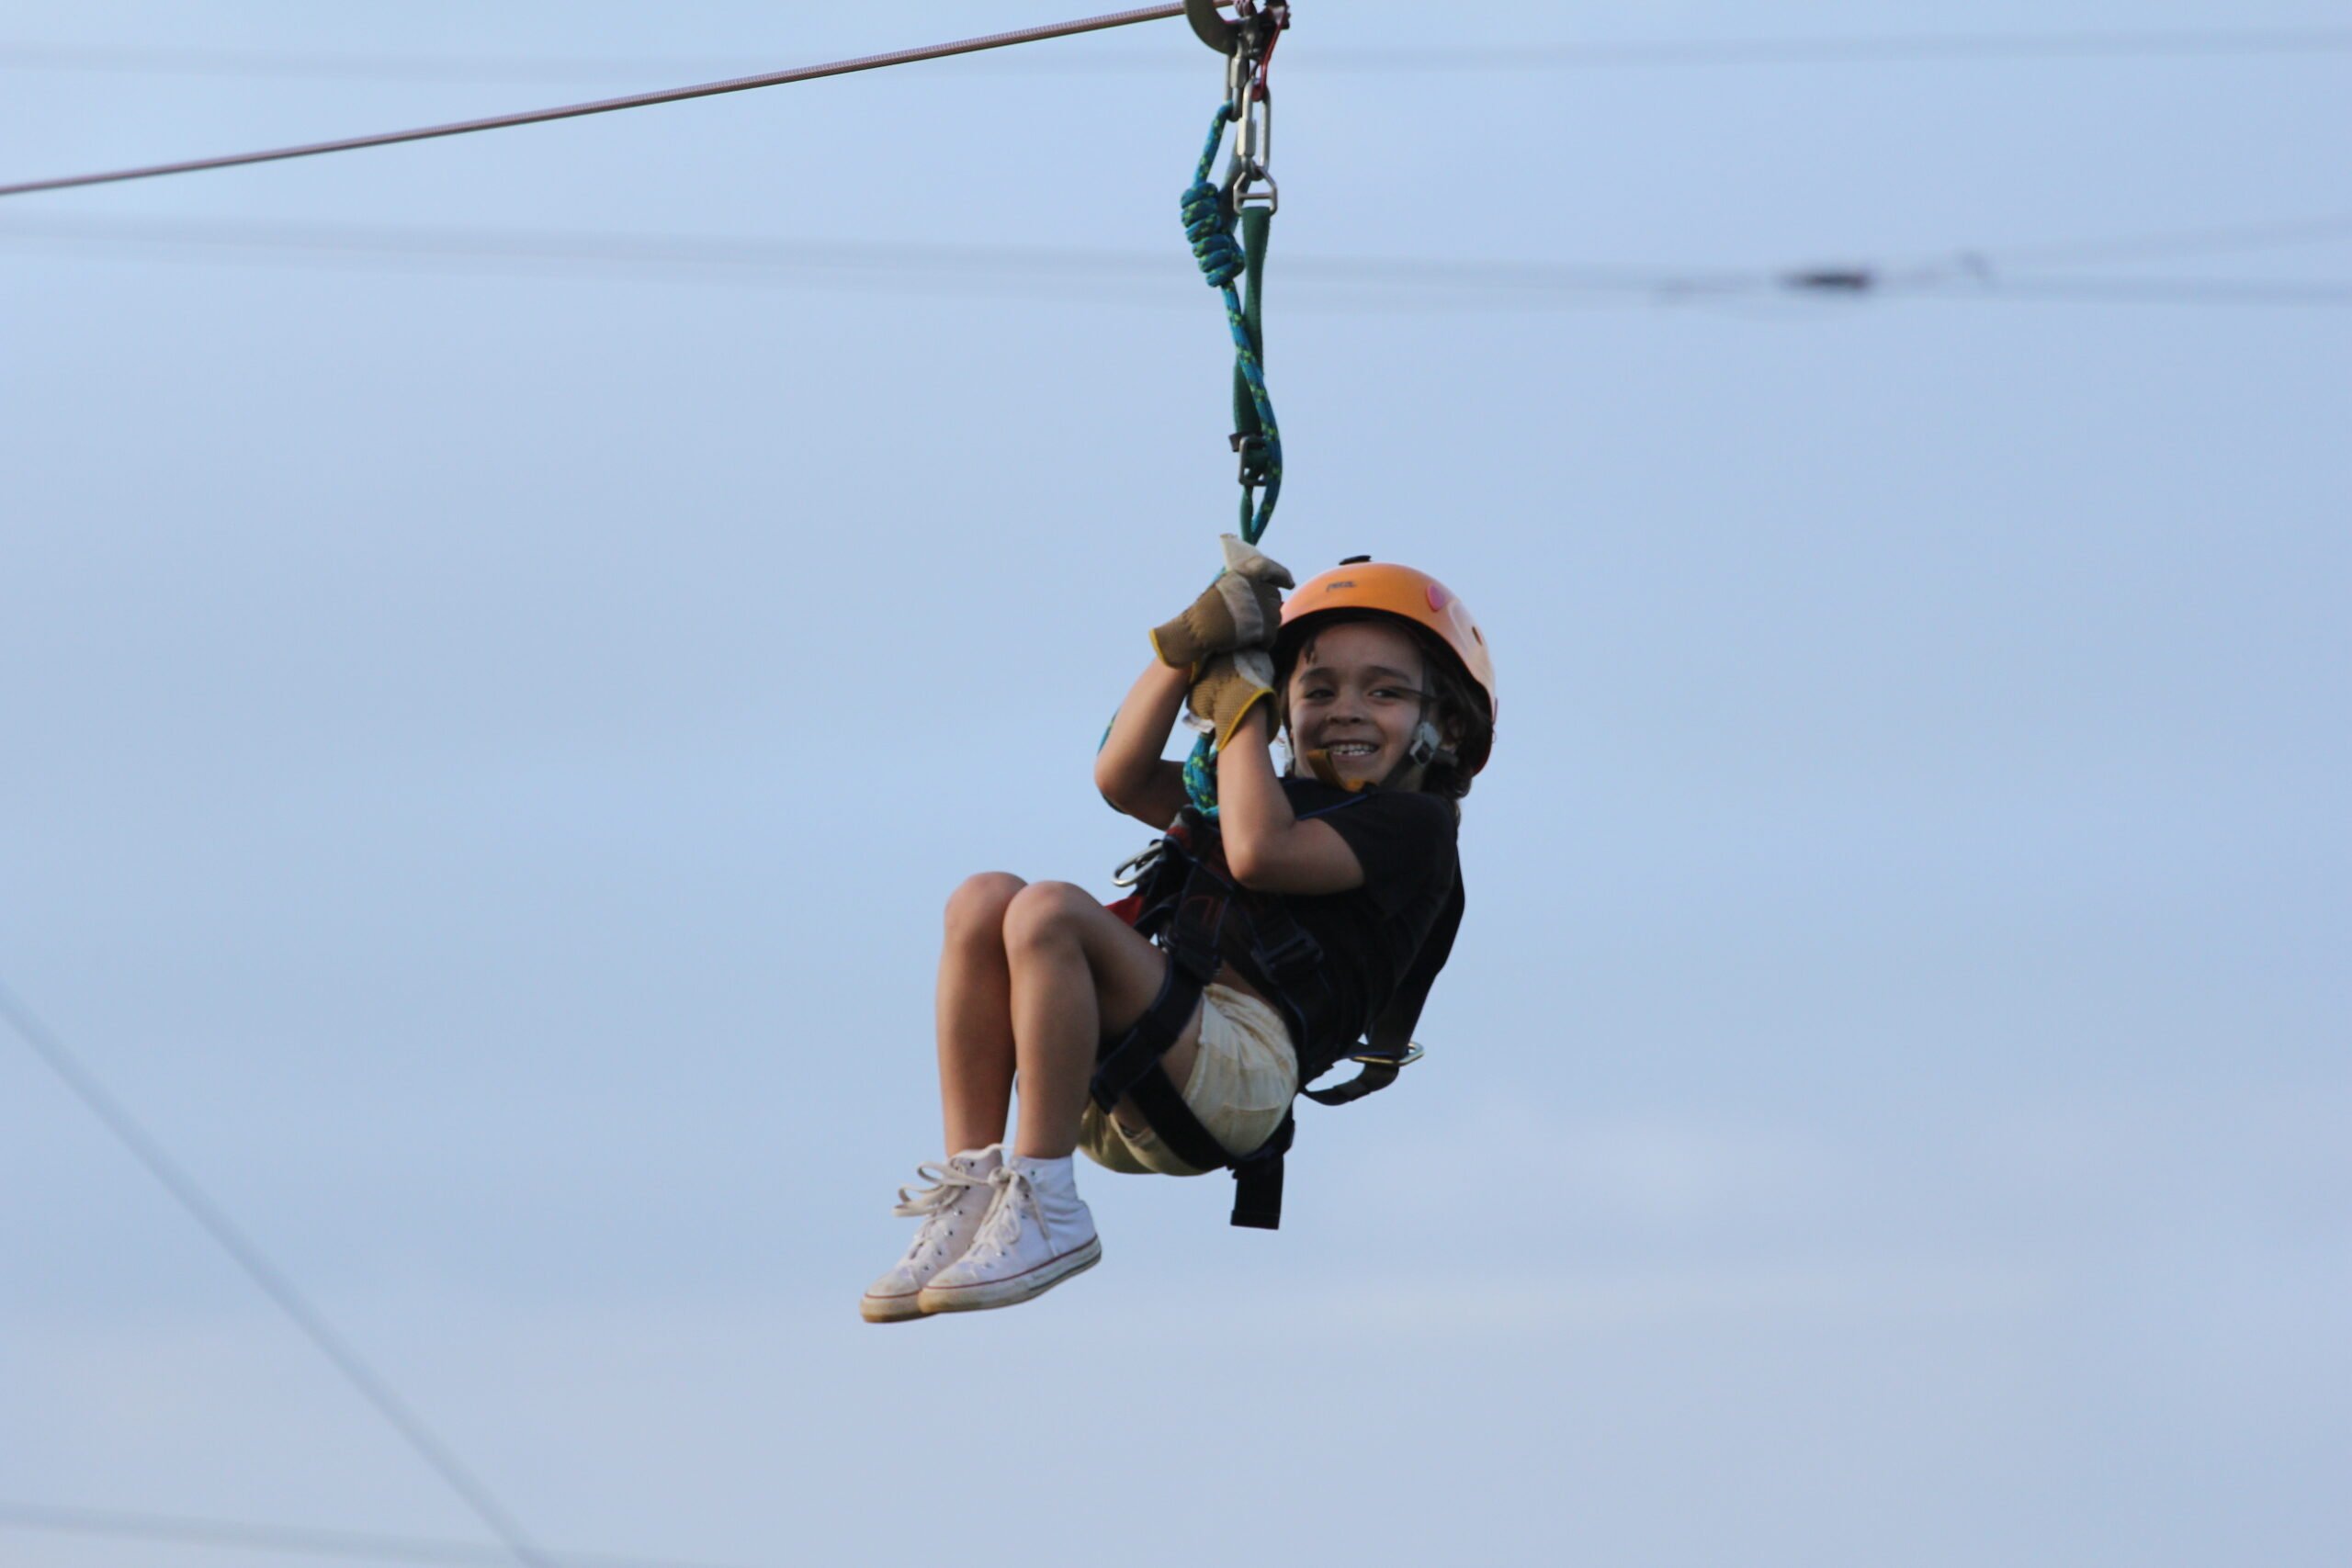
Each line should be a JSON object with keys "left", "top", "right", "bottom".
{"left": 1214, "top": 708, "right": 1368, "bottom": 894}
{"left": 1093, "top": 660, "right": 1193, "bottom": 829}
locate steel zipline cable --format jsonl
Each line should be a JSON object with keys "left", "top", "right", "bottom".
{"left": 0, "top": 4, "right": 1188, "bottom": 198}
{"left": 8, "top": 27, "right": 2352, "bottom": 82}
{"left": 0, "top": 979, "right": 555, "bottom": 1568}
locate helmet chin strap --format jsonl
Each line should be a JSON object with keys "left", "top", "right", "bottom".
{"left": 1380, "top": 716, "right": 1455, "bottom": 790}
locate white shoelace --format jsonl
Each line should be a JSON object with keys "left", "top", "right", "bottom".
{"left": 890, "top": 1161, "right": 989, "bottom": 1219}
{"left": 964, "top": 1166, "right": 1039, "bottom": 1263}
{"left": 890, "top": 1161, "right": 991, "bottom": 1265}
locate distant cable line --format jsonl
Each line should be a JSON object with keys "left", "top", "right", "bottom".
{"left": 1924, "top": 212, "right": 2352, "bottom": 271}
{"left": 0, "top": 1502, "right": 747, "bottom": 1568}
{"left": 6, "top": 28, "right": 2352, "bottom": 82}
{"left": 1792, "top": 214, "right": 2352, "bottom": 304}
{"left": 6, "top": 211, "right": 2348, "bottom": 309}
{"left": 1912, "top": 274, "right": 2352, "bottom": 305}
{"left": 0, "top": 212, "right": 1737, "bottom": 296}
{"left": 0, "top": 979, "right": 553, "bottom": 1568}
{"left": 1329, "top": 28, "right": 2352, "bottom": 68}
{"left": 0, "top": 5, "right": 1186, "bottom": 197}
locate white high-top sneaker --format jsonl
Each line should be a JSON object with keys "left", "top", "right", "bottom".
{"left": 860, "top": 1146, "right": 1002, "bottom": 1324}
{"left": 917, "top": 1155, "right": 1101, "bottom": 1314}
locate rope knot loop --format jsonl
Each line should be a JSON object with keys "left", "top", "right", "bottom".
{"left": 1182, "top": 179, "right": 1243, "bottom": 287}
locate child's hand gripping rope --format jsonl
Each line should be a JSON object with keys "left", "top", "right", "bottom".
{"left": 1187, "top": 649, "right": 1278, "bottom": 750}
{"left": 1148, "top": 533, "right": 1295, "bottom": 668}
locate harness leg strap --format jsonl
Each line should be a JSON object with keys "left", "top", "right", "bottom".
{"left": 1118, "top": 1052, "right": 1238, "bottom": 1179}
{"left": 1091, "top": 811, "right": 1302, "bottom": 1228}
{"left": 1090, "top": 953, "right": 1289, "bottom": 1228}
{"left": 1091, "top": 947, "right": 1215, "bottom": 1111}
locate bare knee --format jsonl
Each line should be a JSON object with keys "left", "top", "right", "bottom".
{"left": 944, "top": 872, "right": 1025, "bottom": 948}
{"left": 1001, "top": 881, "right": 1099, "bottom": 955}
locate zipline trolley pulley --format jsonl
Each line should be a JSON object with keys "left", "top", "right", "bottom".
{"left": 1187, "top": 0, "right": 1287, "bottom": 212}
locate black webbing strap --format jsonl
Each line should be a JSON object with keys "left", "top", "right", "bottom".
{"left": 1116, "top": 1025, "right": 1239, "bottom": 1177}
{"left": 1091, "top": 951, "right": 1285, "bottom": 1227}
{"left": 1300, "top": 1057, "right": 1398, "bottom": 1108}
{"left": 1091, "top": 938, "right": 1216, "bottom": 1113}
{"left": 1227, "top": 1107, "right": 1293, "bottom": 1230}
{"left": 1302, "top": 872, "right": 1463, "bottom": 1108}
{"left": 1091, "top": 822, "right": 1295, "bottom": 1227}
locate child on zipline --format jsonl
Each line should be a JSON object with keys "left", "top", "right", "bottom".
{"left": 862, "top": 540, "right": 1496, "bottom": 1320}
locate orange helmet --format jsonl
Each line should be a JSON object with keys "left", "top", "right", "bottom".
{"left": 1277, "top": 557, "right": 1498, "bottom": 773}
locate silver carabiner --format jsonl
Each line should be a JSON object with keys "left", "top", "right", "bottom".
{"left": 1111, "top": 841, "right": 1166, "bottom": 888}
{"left": 1237, "top": 84, "right": 1271, "bottom": 166}
{"left": 1224, "top": 88, "right": 1275, "bottom": 212}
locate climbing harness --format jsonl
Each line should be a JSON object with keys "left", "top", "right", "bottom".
{"left": 1096, "top": 799, "right": 1457, "bottom": 1229}
{"left": 1179, "top": 0, "right": 1289, "bottom": 817}
{"left": 1100, "top": 555, "right": 1497, "bottom": 1228}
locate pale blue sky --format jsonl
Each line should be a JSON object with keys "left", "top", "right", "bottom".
{"left": 3, "top": 4, "right": 2346, "bottom": 1566}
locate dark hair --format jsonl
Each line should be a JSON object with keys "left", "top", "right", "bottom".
{"left": 1272, "top": 612, "right": 1493, "bottom": 804}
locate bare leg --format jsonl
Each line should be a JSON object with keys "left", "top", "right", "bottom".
{"left": 936, "top": 873, "right": 1025, "bottom": 1156}
{"left": 1001, "top": 882, "right": 1202, "bottom": 1160}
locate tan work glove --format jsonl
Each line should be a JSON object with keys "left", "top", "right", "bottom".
{"left": 1149, "top": 534, "right": 1295, "bottom": 668}
{"left": 1187, "top": 649, "right": 1277, "bottom": 751}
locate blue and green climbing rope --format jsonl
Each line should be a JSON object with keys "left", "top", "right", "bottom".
{"left": 1181, "top": 97, "right": 1281, "bottom": 813}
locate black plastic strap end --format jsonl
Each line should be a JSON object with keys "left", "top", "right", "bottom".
{"left": 1229, "top": 1154, "right": 1283, "bottom": 1230}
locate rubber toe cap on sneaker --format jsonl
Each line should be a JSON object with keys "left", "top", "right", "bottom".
{"left": 861, "top": 1263, "right": 940, "bottom": 1324}
{"left": 917, "top": 1235, "right": 1102, "bottom": 1314}
{"left": 860, "top": 1287, "right": 932, "bottom": 1324}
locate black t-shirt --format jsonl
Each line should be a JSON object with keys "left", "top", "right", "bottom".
{"left": 1221, "top": 777, "right": 1462, "bottom": 1083}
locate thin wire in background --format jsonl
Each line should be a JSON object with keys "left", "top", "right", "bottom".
{"left": 5, "top": 27, "right": 2352, "bottom": 83}
{"left": 1916, "top": 212, "right": 2352, "bottom": 271}
{"left": 0, "top": 213, "right": 1736, "bottom": 298}
{"left": 0, "top": 979, "right": 554, "bottom": 1568}
{"left": 0, "top": 1502, "right": 746, "bottom": 1568}
{"left": 5, "top": 211, "right": 2349, "bottom": 308}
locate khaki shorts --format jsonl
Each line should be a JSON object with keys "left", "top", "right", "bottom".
{"left": 1080, "top": 983, "right": 1300, "bottom": 1177}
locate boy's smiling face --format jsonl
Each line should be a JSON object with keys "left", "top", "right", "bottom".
{"left": 1283, "top": 619, "right": 1431, "bottom": 786}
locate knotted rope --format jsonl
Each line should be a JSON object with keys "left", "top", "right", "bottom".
{"left": 1181, "top": 105, "right": 1281, "bottom": 546}
{"left": 1180, "top": 102, "right": 1283, "bottom": 814}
